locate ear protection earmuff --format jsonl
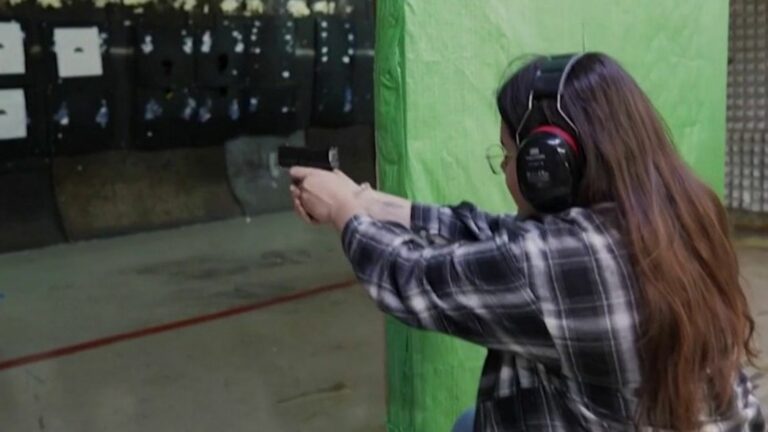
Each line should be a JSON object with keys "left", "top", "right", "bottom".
{"left": 515, "top": 54, "right": 585, "bottom": 213}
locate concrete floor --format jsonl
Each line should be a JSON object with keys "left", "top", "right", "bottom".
{"left": 0, "top": 212, "right": 386, "bottom": 432}
{"left": 0, "top": 214, "right": 766, "bottom": 431}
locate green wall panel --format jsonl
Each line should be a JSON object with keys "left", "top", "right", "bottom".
{"left": 374, "top": 1, "right": 729, "bottom": 431}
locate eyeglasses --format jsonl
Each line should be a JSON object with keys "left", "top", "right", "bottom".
{"left": 485, "top": 144, "right": 511, "bottom": 175}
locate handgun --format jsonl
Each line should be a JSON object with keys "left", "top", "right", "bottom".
{"left": 277, "top": 146, "right": 340, "bottom": 171}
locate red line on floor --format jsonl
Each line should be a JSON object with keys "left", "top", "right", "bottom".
{"left": 0, "top": 279, "right": 357, "bottom": 371}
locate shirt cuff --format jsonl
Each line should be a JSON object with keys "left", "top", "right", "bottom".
{"left": 410, "top": 203, "right": 441, "bottom": 235}
{"left": 341, "top": 214, "right": 367, "bottom": 254}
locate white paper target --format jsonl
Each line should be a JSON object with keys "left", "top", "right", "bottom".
{"left": 54, "top": 27, "right": 103, "bottom": 78}
{"left": 0, "top": 21, "right": 26, "bottom": 75}
{"left": 0, "top": 89, "right": 28, "bottom": 141}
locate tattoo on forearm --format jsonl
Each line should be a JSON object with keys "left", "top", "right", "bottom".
{"left": 355, "top": 188, "right": 412, "bottom": 226}
{"left": 371, "top": 196, "right": 410, "bottom": 225}
{"left": 378, "top": 198, "right": 405, "bottom": 210}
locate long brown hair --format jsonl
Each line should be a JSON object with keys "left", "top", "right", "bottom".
{"left": 497, "top": 52, "right": 757, "bottom": 429}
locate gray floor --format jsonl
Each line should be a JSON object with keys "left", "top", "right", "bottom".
{"left": 0, "top": 214, "right": 766, "bottom": 431}
{"left": 0, "top": 213, "right": 386, "bottom": 432}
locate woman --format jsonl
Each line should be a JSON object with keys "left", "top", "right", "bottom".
{"left": 289, "top": 52, "right": 765, "bottom": 431}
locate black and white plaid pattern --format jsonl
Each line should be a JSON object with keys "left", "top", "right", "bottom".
{"left": 341, "top": 202, "right": 765, "bottom": 431}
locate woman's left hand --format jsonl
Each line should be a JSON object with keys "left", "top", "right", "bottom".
{"left": 289, "top": 167, "right": 366, "bottom": 229}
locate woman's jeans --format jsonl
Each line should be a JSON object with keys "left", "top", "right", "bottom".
{"left": 451, "top": 408, "right": 476, "bottom": 432}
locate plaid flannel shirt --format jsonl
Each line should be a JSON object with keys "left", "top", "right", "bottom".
{"left": 341, "top": 202, "right": 765, "bottom": 431}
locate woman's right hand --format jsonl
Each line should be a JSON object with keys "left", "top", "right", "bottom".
{"left": 289, "top": 167, "right": 367, "bottom": 230}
